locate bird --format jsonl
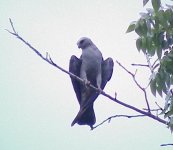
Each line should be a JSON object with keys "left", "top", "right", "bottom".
{"left": 69, "top": 37, "right": 114, "bottom": 129}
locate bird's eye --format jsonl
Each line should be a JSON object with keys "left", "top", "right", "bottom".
{"left": 80, "top": 40, "right": 84, "bottom": 44}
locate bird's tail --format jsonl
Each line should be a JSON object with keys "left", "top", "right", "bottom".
{"left": 71, "top": 104, "right": 96, "bottom": 128}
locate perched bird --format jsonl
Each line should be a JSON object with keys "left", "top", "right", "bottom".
{"left": 69, "top": 37, "right": 114, "bottom": 129}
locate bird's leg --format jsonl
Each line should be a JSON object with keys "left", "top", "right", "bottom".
{"left": 96, "top": 71, "right": 102, "bottom": 93}
{"left": 80, "top": 68, "right": 90, "bottom": 88}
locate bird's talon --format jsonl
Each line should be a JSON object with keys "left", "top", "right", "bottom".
{"left": 97, "top": 87, "right": 102, "bottom": 94}
{"left": 83, "top": 79, "right": 90, "bottom": 88}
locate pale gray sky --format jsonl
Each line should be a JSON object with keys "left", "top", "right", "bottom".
{"left": 0, "top": 0, "right": 172, "bottom": 150}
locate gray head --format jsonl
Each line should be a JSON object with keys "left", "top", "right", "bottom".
{"left": 77, "top": 37, "right": 94, "bottom": 49}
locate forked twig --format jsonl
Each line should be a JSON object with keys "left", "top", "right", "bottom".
{"left": 116, "top": 60, "right": 151, "bottom": 113}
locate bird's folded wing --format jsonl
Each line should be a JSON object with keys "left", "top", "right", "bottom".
{"left": 101, "top": 57, "right": 114, "bottom": 89}
{"left": 69, "top": 55, "right": 82, "bottom": 104}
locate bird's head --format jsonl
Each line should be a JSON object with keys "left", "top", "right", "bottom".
{"left": 77, "top": 37, "right": 93, "bottom": 49}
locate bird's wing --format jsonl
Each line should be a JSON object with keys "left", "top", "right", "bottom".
{"left": 69, "top": 55, "right": 82, "bottom": 104}
{"left": 101, "top": 57, "right": 114, "bottom": 89}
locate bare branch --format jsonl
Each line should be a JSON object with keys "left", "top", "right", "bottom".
{"left": 9, "top": 18, "right": 17, "bottom": 33}
{"left": 152, "top": 58, "right": 159, "bottom": 69}
{"left": 131, "top": 63, "right": 149, "bottom": 67}
{"left": 160, "top": 143, "right": 173, "bottom": 147}
{"left": 143, "top": 108, "right": 162, "bottom": 112}
{"left": 7, "top": 19, "right": 167, "bottom": 128}
{"left": 155, "top": 102, "right": 163, "bottom": 111}
{"left": 92, "top": 114, "right": 146, "bottom": 130}
{"left": 116, "top": 60, "right": 151, "bottom": 113}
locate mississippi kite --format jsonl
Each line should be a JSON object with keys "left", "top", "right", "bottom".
{"left": 69, "top": 37, "right": 114, "bottom": 128}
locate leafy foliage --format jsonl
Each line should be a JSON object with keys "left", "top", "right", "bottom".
{"left": 127, "top": 0, "right": 173, "bottom": 131}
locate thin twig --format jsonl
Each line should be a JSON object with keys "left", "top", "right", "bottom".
{"left": 116, "top": 60, "right": 151, "bottom": 113}
{"left": 92, "top": 114, "right": 146, "bottom": 130}
{"left": 9, "top": 18, "right": 17, "bottom": 33}
{"left": 131, "top": 63, "right": 149, "bottom": 67}
{"left": 155, "top": 102, "right": 163, "bottom": 111}
{"left": 143, "top": 108, "right": 162, "bottom": 112}
{"left": 151, "top": 58, "right": 159, "bottom": 69}
{"left": 7, "top": 18, "right": 167, "bottom": 128}
{"left": 160, "top": 143, "right": 173, "bottom": 146}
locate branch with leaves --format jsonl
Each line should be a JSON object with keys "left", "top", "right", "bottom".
{"left": 6, "top": 18, "right": 167, "bottom": 130}
{"left": 126, "top": 0, "right": 173, "bottom": 132}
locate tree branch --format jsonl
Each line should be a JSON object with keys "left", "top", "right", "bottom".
{"left": 6, "top": 18, "right": 167, "bottom": 128}
{"left": 92, "top": 114, "right": 146, "bottom": 130}
{"left": 131, "top": 63, "right": 149, "bottom": 67}
{"left": 116, "top": 60, "right": 151, "bottom": 113}
{"left": 160, "top": 143, "right": 173, "bottom": 147}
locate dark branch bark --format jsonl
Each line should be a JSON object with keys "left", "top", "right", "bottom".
{"left": 6, "top": 18, "right": 167, "bottom": 129}
{"left": 160, "top": 143, "right": 173, "bottom": 146}
{"left": 131, "top": 63, "right": 149, "bottom": 67}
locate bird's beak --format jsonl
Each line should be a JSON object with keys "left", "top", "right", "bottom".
{"left": 77, "top": 42, "right": 80, "bottom": 49}
{"left": 77, "top": 45, "right": 81, "bottom": 49}
{"left": 77, "top": 40, "right": 81, "bottom": 49}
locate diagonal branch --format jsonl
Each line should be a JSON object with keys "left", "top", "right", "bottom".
{"left": 6, "top": 19, "right": 100, "bottom": 93}
{"left": 6, "top": 18, "right": 167, "bottom": 128}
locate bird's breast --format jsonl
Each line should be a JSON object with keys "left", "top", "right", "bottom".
{"left": 81, "top": 48, "right": 102, "bottom": 81}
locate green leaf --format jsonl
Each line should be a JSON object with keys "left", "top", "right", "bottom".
{"left": 156, "top": 83, "right": 163, "bottom": 97}
{"left": 161, "top": 40, "right": 169, "bottom": 50}
{"left": 152, "top": 33, "right": 159, "bottom": 50}
{"left": 166, "top": 65, "right": 173, "bottom": 74}
{"left": 150, "top": 79, "right": 156, "bottom": 96}
{"left": 148, "top": 48, "right": 155, "bottom": 56}
{"left": 158, "top": 10, "right": 168, "bottom": 28}
{"left": 164, "top": 59, "right": 173, "bottom": 74}
{"left": 141, "top": 36, "right": 147, "bottom": 53}
{"left": 152, "top": 0, "right": 161, "bottom": 12}
{"left": 126, "top": 21, "right": 136, "bottom": 33}
{"left": 147, "top": 36, "right": 155, "bottom": 56}
{"left": 135, "top": 19, "right": 148, "bottom": 36}
{"left": 165, "top": 73, "right": 171, "bottom": 88}
{"left": 146, "top": 36, "right": 152, "bottom": 51}
{"left": 157, "top": 48, "right": 162, "bottom": 59}
{"left": 155, "top": 71, "right": 167, "bottom": 94}
{"left": 170, "top": 75, "right": 173, "bottom": 84}
{"left": 136, "top": 38, "right": 142, "bottom": 52}
{"left": 165, "top": 9, "right": 173, "bottom": 23}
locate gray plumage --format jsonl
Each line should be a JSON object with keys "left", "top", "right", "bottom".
{"left": 69, "top": 37, "right": 114, "bottom": 128}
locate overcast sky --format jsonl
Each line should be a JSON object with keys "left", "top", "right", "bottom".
{"left": 0, "top": 0, "right": 173, "bottom": 150}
